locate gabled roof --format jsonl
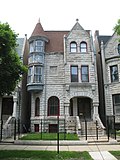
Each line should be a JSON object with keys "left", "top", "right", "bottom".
{"left": 97, "top": 35, "right": 111, "bottom": 46}
{"left": 29, "top": 20, "right": 91, "bottom": 52}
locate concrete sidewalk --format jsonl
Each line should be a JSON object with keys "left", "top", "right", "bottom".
{"left": 0, "top": 142, "right": 119, "bottom": 160}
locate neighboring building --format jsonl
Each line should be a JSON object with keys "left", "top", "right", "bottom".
{"left": 27, "top": 19, "right": 101, "bottom": 133}
{"left": 1, "top": 35, "right": 29, "bottom": 137}
{"left": 95, "top": 31, "right": 120, "bottom": 129}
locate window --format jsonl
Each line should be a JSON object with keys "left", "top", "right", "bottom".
{"left": 34, "top": 124, "right": 39, "bottom": 132}
{"left": 34, "top": 66, "right": 42, "bottom": 83}
{"left": 81, "top": 66, "right": 89, "bottom": 82}
{"left": 30, "top": 42, "right": 34, "bottom": 53}
{"left": 28, "top": 55, "right": 33, "bottom": 64}
{"left": 70, "top": 42, "right": 77, "bottom": 52}
{"left": 35, "top": 97, "right": 40, "bottom": 116}
{"left": 48, "top": 96, "right": 59, "bottom": 116}
{"left": 71, "top": 66, "right": 78, "bottom": 82}
{"left": 49, "top": 124, "right": 58, "bottom": 133}
{"left": 34, "top": 54, "right": 43, "bottom": 63}
{"left": 110, "top": 65, "right": 118, "bottom": 82}
{"left": 80, "top": 41, "right": 87, "bottom": 52}
{"left": 28, "top": 66, "right": 33, "bottom": 83}
{"left": 118, "top": 44, "right": 120, "bottom": 54}
{"left": 113, "top": 94, "right": 120, "bottom": 115}
{"left": 35, "top": 40, "right": 44, "bottom": 52}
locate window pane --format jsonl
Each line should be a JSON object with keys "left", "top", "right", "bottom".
{"left": 30, "top": 42, "right": 34, "bottom": 52}
{"left": 110, "top": 65, "right": 118, "bottom": 82}
{"left": 28, "top": 55, "right": 33, "bottom": 64}
{"left": 71, "top": 66, "right": 78, "bottom": 82}
{"left": 28, "top": 67, "right": 33, "bottom": 83}
{"left": 34, "top": 54, "right": 43, "bottom": 63}
{"left": 81, "top": 66, "right": 89, "bottom": 82}
{"left": 70, "top": 42, "right": 77, "bottom": 52}
{"left": 35, "top": 40, "right": 44, "bottom": 52}
{"left": 48, "top": 96, "right": 59, "bottom": 116}
{"left": 34, "top": 66, "right": 42, "bottom": 83}
{"left": 113, "top": 94, "right": 120, "bottom": 115}
{"left": 80, "top": 42, "right": 87, "bottom": 52}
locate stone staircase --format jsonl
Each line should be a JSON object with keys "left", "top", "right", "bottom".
{"left": 80, "top": 120, "right": 105, "bottom": 136}
{"left": 66, "top": 116, "right": 77, "bottom": 133}
{"left": 1, "top": 115, "right": 15, "bottom": 139}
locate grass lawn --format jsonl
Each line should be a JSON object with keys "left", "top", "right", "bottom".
{"left": 0, "top": 150, "right": 93, "bottom": 160}
{"left": 110, "top": 151, "right": 120, "bottom": 159}
{"left": 20, "top": 133, "right": 79, "bottom": 140}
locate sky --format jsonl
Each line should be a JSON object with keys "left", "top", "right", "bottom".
{"left": 0, "top": 0, "right": 120, "bottom": 38}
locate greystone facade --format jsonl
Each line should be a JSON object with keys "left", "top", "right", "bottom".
{"left": 95, "top": 31, "right": 120, "bottom": 127}
{"left": 27, "top": 20, "right": 100, "bottom": 133}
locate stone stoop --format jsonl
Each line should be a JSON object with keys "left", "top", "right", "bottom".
{"left": 80, "top": 121, "right": 105, "bottom": 136}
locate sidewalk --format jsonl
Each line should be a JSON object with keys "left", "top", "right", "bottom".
{"left": 0, "top": 142, "right": 120, "bottom": 160}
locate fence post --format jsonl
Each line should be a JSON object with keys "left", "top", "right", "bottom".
{"left": 41, "top": 119, "right": 42, "bottom": 140}
{"left": 18, "top": 118, "right": 20, "bottom": 139}
{"left": 85, "top": 117, "right": 87, "bottom": 140}
{"left": 14, "top": 118, "right": 16, "bottom": 140}
{"left": 57, "top": 116, "right": 59, "bottom": 154}
{"left": 64, "top": 119, "right": 66, "bottom": 140}
{"left": 96, "top": 120, "right": 98, "bottom": 140}
{"left": 0, "top": 120, "right": 3, "bottom": 141}
{"left": 113, "top": 116, "right": 116, "bottom": 140}
{"left": 107, "top": 117, "right": 109, "bottom": 141}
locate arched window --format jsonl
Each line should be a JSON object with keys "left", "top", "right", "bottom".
{"left": 48, "top": 96, "right": 59, "bottom": 116}
{"left": 80, "top": 41, "right": 87, "bottom": 52}
{"left": 70, "top": 42, "right": 77, "bottom": 52}
{"left": 35, "top": 97, "right": 40, "bottom": 116}
{"left": 118, "top": 44, "right": 120, "bottom": 54}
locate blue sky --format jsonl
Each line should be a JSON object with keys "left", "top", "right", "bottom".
{"left": 0, "top": 0, "right": 119, "bottom": 38}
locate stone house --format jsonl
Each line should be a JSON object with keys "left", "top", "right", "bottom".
{"left": 0, "top": 35, "right": 29, "bottom": 137}
{"left": 27, "top": 19, "right": 101, "bottom": 133}
{"left": 95, "top": 31, "right": 120, "bottom": 129}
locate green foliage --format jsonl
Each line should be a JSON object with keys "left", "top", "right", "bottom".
{"left": 114, "top": 19, "right": 120, "bottom": 36}
{"left": 0, "top": 150, "right": 93, "bottom": 160}
{"left": 0, "top": 22, "right": 27, "bottom": 96}
{"left": 20, "top": 133, "right": 79, "bottom": 140}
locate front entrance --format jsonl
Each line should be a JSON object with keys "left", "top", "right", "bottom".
{"left": 78, "top": 97, "right": 91, "bottom": 119}
{"left": 70, "top": 97, "right": 92, "bottom": 119}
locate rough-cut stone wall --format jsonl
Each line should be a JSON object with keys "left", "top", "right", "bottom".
{"left": 104, "top": 33, "right": 120, "bottom": 118}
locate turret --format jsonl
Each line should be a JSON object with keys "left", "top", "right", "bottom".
{"left": 27, "top": 19, "right": 48, "bottom": 92}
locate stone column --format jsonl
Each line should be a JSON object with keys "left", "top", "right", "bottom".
{"left": 12, "top": 96, "right": 17, "bottom": 118}
{"left": 93, "top": 102, "right": 99, "bottom": 120}
{"left": 64, "top": 102, "right": 70, "bottom": 116}
{"left": 73, "top": 98, "right": 77, "bottom": 116}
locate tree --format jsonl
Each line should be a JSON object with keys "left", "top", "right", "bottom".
{"left": 0, "top": 22, "right": 27, "bottom": 96}
{"left": 114, "top": 19, "right": 120, "bottom": 36}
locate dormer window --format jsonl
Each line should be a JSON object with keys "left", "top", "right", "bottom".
{"left": 118, "top": 44, "right": 120, "bottom": 54}
{"left": 70, "top": 42, "right": 77, "bottom": 52}
{"left": 80, "top": 41, "right": 87, "bottom": 52}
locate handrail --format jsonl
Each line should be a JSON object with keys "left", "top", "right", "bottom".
{"left": 96, "top": 115, "right": 105, "bottom": 129}
{"left": 76, "top": 116, "right": 81, "bottom": 133}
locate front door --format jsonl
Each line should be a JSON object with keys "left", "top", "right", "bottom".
{"left": 78, "top": 98, "right": 91, "bottom": 119}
